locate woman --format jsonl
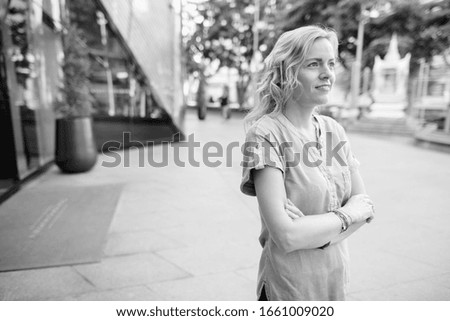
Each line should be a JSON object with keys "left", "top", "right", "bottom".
{"left": 240, "top": 25, "right": 375, "bottom": 301}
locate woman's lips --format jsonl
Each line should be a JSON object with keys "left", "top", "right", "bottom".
{"left": 315, "top": 84, "right": 331, "bottom": 91}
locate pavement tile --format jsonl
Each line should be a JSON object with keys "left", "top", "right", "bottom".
{"left": 383, "top": 228, "right": 450, "bottom": 272}
{"left": 117, "top": 183, "right": 188, "bottom": 212}
{"left": 349, "top": 277, "right": 450, "bottom": 301}
{"left": 350, "top": 218, "right": 450, "bottom": 273}
{"left": 104, "top": 230, "right": 183, "bottom": 257}
{"left": 157, "top": 218, "right": 260, "bottom": 248}
{"left": 74, "top": 253, "right": 190, "bottom": 290}
{"left": 109, "top": 208, "right": 184, "bottom": 233}
{"left": 156, "top": 242, "right": 261, "bottom": 277}
{"left": 58, "top": 286, "right": 161, "bottom": 301}
{"left": 347, "top": 249, "right": 445, "bottom": 295}
{"left": 0, "top": 267, "right": 95, "bottom": 300}
{"left": 428, "top": 273, "right": 450, "bottom": 290}
{"left": 2, "top": 111, "right": 450, "bottom": 302}
{"left": 148, "top": 272, "right": 255, "bottom": 301}
{"left": 110, "top": 200, "right": 248, "bottom": 234}
{"left": 235, "top": 267, "right": 258, "bottom": 283}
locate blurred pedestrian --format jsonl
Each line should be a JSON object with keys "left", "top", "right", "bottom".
{"left": 220, "top": 84, "right": 231, "bottom": 119}
{"left": 240, "top": 25, "right": 375, "bottom": 301}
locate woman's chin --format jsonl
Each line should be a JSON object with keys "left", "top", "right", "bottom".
{"left": 315, "top": 97, "right": 329, "bottom": 106}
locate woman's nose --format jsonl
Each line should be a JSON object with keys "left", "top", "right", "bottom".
{"left": 320, "top": 65, "right": 333, "bottom": 79}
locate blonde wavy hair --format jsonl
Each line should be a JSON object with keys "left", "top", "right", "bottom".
{"left": 245, "top": 25, "right": 338, "bottom": 127}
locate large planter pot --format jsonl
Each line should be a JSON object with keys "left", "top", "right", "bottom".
{"left": 55, "top": 116, "right": 97, "bottom": 173}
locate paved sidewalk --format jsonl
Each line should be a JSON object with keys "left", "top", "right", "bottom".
{"left": 0, "top": 109, "right": 450, "bottom": 301}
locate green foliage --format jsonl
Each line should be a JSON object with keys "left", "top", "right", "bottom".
{"left": 184, "top": 0, "right": 449, "bottom": 107}
{"left": 280, "top": 0, "right": 361, "bottom": 68}
{"left": 56, "top": 25, "right": 93, "bottom": 118}
{"left": 183, "top": 0, "right": 287, "bottom": 106}
{"left": 5, "top": 0, "right": 31, "bottom": 87}
{"left": 66, "top": 0, "right": 102, "bottom": 49}
{"left": 185, "top": 0, "right": 255, "bottom": 74}
{"left": 366, "top": 0, "right": 450, "bottom": 71}
{"left": 282, "top": 0, "right": 342, "bottom": 31}
{"left": 279, "top": 0, "right": 450, "bottom": 72}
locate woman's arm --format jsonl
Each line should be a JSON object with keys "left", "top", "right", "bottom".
{"left": 253, "top": 166, "right": 343, "bottom": 253}
{"left": 330, "top": 168, "right": 370, "bottom": 244}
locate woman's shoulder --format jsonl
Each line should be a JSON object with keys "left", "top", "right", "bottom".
{"left": 246, "top": 114, "right": 284, "bottom": 137}
{"left": 316, "top": 114, "right": 345, "bottom": 135}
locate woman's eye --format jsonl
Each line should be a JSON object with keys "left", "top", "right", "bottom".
{"left": 329, "top": 62, "right": 335, "bottom": 69}
{"left": 307, "top": 62, "right": 318, "bottom": 67}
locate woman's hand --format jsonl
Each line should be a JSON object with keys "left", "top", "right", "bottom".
{"left": 341, "top": 194, "right": 374, "bottom": 224}
{"left": 285, "top": 199, "right": 305, "bottom": 220}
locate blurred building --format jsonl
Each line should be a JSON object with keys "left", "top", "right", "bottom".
{"left": 0, "top": 0, "right": 183, "bottom": 201}
{"left": 372, "top": 34, "right": 411, "bottom": 105}
{"left": 413, "top": 53, "right": 450, "bottom": 145}
{"left": 412, "top": 55, "right": 450, "bottom": 126}
{"left": 97, "top": 0, "right": 184, "bottom": 124}
{"left": 369, "top": 33, "right": 411, "bottom": 118}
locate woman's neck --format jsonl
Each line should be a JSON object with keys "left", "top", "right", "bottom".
{"left": 283, "top": 99, "right": 315, "bottom": 131}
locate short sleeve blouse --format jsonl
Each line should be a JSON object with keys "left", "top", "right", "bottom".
{"left": 240, "top": 113, "right": 360, "bottom": 301}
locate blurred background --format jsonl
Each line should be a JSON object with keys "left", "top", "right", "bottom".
{"left": 0, "top": 0, "right": 449, "bottom": 301}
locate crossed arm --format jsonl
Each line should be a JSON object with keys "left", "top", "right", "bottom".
{"left": 253, "top": 166, "right": 368, "bottom": 254}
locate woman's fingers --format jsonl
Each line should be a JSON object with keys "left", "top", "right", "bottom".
{"left": 286, "top": 209, "right": 299, "bottom": 220}
{"left": 285, "top": 205, "right": 300, "bottom": 219}
{"left": 285, "top": 199, "right": 305, "bottom": 218}
{"left": 354, "top": 194, "right": 375, "bottom": 212}
{"left": 342, "top": 194, "right": 376, "bottom": 224}
{"left": 286, "top": 201, "right": 303, "bottom": 215}
{"left": 351, "top": 194, "right": 373, "bottom": 205}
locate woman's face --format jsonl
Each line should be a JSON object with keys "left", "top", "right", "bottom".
{"left": 293, "top": 38, "right": 336, "bottom": 108}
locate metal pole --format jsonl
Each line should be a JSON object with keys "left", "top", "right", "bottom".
{"left": 97, "top": 11, "right": 115, "bottom": 116}
{"left": 105, "top": 65, "right": 115, "bottom": 116}
{"left": 173, "top": 0, "right": 183, "bottom": 123}
{"left": 250, "top": 0, "right": 260, "bottom": 107}
{"left": 350, "top": 11, "right": 365, "bottom": 111}
{"left": 445, "top": 74, "right": 450, "bottom": 133}
{"left": 252, "top": 0, "right": 260, "bottom": 61}
{"left": 422, "top": 63, "right": 430, "bottom": 99}
{"left": 362, "top": 67, "right": 370, "bottom": 94}
{"left": 417, "top": 59, "right": 425, "bottom": 99}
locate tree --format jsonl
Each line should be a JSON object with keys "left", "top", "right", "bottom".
{"left": 279, "top": 0, "right": 450, "bottom": 111}
{"left": 183, "top": 0, "right": 285, "bottom": 108}
{"left": 184, "top": 0, "right": 449, "bottom": 109}
{"left": 55, "top": 25, "right": 92, "bottom": 118}
{"left": 365, "top": 0, "right": 450, "bottom": 70}
{"left": 66, "top": 0, "right": 101, "bottom": 49}
{"left": 279, "top": 0, "right": 450, "bottom": 72}
{"left": 280, "top": 0, "right": 361, "bottom": 69}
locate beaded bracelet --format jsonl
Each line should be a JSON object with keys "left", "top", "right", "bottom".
{"left": 333, "top": 209, "right": 350, "bottom": 233}
{"left": 337, "top": 208, "right": 353, "bottom": 226}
